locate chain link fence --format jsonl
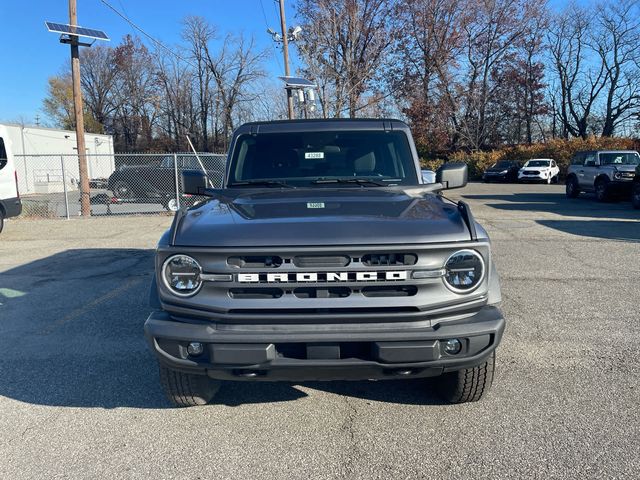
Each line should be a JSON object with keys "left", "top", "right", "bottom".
{"left": 13, "top": 153, "right": 226, "bottom": 218}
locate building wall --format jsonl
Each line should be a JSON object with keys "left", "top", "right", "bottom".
{"left": 0, "top": 123, "right": 115, "bottom": 194}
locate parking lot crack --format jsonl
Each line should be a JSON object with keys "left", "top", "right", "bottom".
{"left": 339, "top": 396, "right": 359, "bottom": 479}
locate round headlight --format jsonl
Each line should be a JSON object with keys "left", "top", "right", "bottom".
{"left": 443, "top": 250, "right": 485, "bottom": 293}
{"left": 162, "top": 254, "right": 202, "bottom": 296}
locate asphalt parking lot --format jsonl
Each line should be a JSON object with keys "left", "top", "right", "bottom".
{"left": 1, "top": 182, "right": 639, "bottom": 479}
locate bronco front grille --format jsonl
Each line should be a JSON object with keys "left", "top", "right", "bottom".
{"left": 361, "top": 253, "right": 417, "bottom": 266}
{"left": 158, "top": 242, "right": 491, "bottom": 323}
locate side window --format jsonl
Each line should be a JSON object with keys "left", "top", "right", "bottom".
{"left": 584, "top": 153, "right": 596, "bottom": 166}
{"left": 571, "top": 154, "right": 583, "bottom": 166}
{"left": 0, "top": 138, "right": 7, "bottom": 170}
{"left": 551, "top": 160, "right": 556, "bottom": 168}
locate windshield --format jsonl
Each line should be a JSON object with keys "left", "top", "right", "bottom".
{"left": 599, "top": 152, "right": 640, "bottom": 166}
{"left": 227, "top": 130, "right": 418, "bottom": 187}
{"left": 493, "top": 161, "right": 513, "bottom": 168}
{"left": 525, "top": 160, "right": 550, "bottom": 167}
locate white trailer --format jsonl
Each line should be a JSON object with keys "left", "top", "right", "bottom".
{"left": 0, "top": 123, "right": 115, "bottom": 194}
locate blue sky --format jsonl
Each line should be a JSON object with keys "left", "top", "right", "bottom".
{"left": 0, "top": 0, "right": 575, "bottom": 124}
{"left": 0, "top": 0, "right": 298, "bottom": 123}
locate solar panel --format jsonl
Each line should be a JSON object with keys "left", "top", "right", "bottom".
{"left": 279, "top": 76, "right": 316, "bottom": 88}
{"left": 45, "top": 21, "right": 110, "bottom": 41}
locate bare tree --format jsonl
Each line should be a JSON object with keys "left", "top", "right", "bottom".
{"left": 182, "top": 16, "right": 216, "bottom": 151}
{"left": 154, "top": 53, "right": 197, "bottom": 151}
{"left": 548, "top": 5, "right": 606, "bottom": 139}
{"left": 80, "top": 45, "right": 118, "bottom": 133}
{"left": 389, "top": 0, "right": 468, "bottom": 152}
{"left": 111, "top": 35, "right": 160, "bottom": 150}
{"left": 592, "top": 0, "right": 640, "bottom": 136}
{"left": 296, "top": 0, "right": 394, "bottom": 117}
{"left": 202, "top": 33, "right": 267, "bottom": 148}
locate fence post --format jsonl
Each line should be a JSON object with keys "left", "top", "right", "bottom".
{"left": 60, "top": 155, "right": 70, "bottom": 220}
{"left": 173, "top": 153, "right": 181, "bottom": 210}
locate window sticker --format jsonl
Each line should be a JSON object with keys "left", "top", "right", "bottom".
{"left": 305, "top": 152, "right": 325, "bottom": 159}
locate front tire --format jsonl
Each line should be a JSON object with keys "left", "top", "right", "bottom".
{"left": 112, "top": 180, "right": 134, "bottom": 199}
{"left": 435, "top": 351, "right": 495, "bottom": 403}
{"left": 566, "top": 177, "right": 580, "bottom": 198}
{"left": 0, "top": 210, "right": 4, "bottom": 234}
{"left": 595, "top": 178, "right": 610, "bottom": 202}
{"left": 159, "top": 365, "right": 221, "bottom": 407}
{"left": 632, "top": 183, "right": 640, "bottom": 210}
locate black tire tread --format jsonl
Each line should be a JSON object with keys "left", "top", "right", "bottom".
{"left": 632, "top": 183, "right": 640, "bottom": 210}
{"left": 437, "top": 351, "right": 495, "bottom": 404}
{"left": 565, "top": 177, "right": 580, "bottom": 198}
{"left": 159, "top": 365, "right": 220, "bottom": 407}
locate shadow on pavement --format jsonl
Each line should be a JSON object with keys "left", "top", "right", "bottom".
{"left": 536, "top": 219, "right": 640, "bottom": 242}
{"left": 0, "top": 249, "right": 443, "bottom": 408}
{"left": 463, "top": 191, "right": 640, "bottom": 219}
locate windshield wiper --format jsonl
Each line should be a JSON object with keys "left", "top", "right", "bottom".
{"left": 228, "top": 180, "right": 295, "bottom": 188}
{"left": 311, "top": 177, "right": 399, "bottom": 186}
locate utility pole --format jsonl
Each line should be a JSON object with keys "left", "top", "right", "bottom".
{"left": 278, "top": 0, "right": 294, "bottom": 119}
{"left": 68, "top": 0, "right": 91, "bottom": 216}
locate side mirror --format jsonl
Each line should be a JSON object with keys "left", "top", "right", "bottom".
{"left": 436, "top": 162, "right": 468, "bottom": 189}
{"left": 182, "top": 170, "right": 208, "bottom": 195}
{"left": 421, "top": 169, "right": 436, "bottom": 184}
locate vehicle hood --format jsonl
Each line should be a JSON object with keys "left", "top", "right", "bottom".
{"left": 611, "top": 165, "right": 637, "bottom": 173}
{"left": 521, "top": 165, "right": 551, "bottom": 171}
{"left": 486, "top": 166, "right": 510, "bottom": 173}
{"left": 172, "top": 188, "right": 471, "bottom": 247}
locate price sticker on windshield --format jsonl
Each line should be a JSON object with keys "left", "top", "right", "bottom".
{"left": 307, "top": 202, "right": 325, "bottom": 209}
{"left": 305, "top": 152, "right": 325, "bottom": 159}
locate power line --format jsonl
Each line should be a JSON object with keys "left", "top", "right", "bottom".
{"left": 99, "top": 0, "right": 196, "bottom": 68}
{"left": 259, "top": 0, "right": 284, "bottom": 72}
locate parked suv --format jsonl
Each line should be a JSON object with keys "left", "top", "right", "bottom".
{"left": 518, "top": 159, "right": 560, "bottom": 183}
{"left": 566, "top": 150, "right": 640, "bottom": 202}
{"left": 144, "top": 119, "right": 506, "bottom": 407}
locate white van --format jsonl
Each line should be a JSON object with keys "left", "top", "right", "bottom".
{"left": 0, "top": 133, "right": 22, "bottom": 233}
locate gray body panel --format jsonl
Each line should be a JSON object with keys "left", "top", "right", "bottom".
{"left": 172, "top": 188, "right": 471, "bottom": 248}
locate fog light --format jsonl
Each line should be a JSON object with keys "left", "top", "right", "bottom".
{"left": 443, "top": 338, "right": 462, "bottom": 355}
{"left": 187, "top": 342, "right": 204, "bottom": 356}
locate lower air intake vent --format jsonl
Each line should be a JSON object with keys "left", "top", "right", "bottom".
{"left": 361, "top": 286, "right": 418, "bottom": 297}
{"left": 229, "top": 288, "right": 283, "bottom": 299}
{"left": 294, "top": 255, "right": 350, "bottom": 268}
{"left": 293, "top": 287, "right": 351, "bottom": 299}
{"left": 362, "top": 253, "right": 417, "bottom": 266}
{"left": 228, "top": 256, "right": 283, "bottom": 268}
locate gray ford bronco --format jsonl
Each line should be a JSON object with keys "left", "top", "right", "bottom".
{"left": 566, "top": 150, "right": 640, "bottom": 202}
{"left": 144, "top": 119, "right": 505, "bottom": 406}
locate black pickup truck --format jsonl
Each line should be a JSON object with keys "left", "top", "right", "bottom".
{"left": 144, "top": 119, "right": 505, "bottom": 406}
{"left": 107, "top": 154, "right": 225, "bottom": 210}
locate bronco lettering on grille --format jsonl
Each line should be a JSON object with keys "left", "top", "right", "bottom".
{"left": 237, "top": 271, "right": 408, "bottom": 283}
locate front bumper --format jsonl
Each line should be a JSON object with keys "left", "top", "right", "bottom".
{"left": 483, "top": 172, "right": 508, "bottom": 181}
{"left": 518, "top": 172, "right": 550, "bottom": 182}
{"left": 0, "top": 197, "right": 22, "bottom": 218}
{"left": 607, "top": 179, "right": 635, "bottom": 193}
{"left": 144, "top": 305, "right": 505, "bottom": 381}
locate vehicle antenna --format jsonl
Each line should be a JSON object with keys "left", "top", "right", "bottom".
{"left": 185, "top": 135, "right": 214, "bottom": 188}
